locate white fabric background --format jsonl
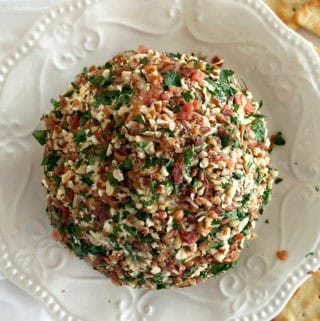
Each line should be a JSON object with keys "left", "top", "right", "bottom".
{"left": 0, "top": 1, "right": 319, "bottom": 321}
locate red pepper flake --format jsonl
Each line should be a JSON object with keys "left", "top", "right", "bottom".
{"left": 276, "top": 250, "right": 288, "bottom": 261}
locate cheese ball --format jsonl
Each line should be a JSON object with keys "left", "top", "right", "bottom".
{"left": 33, "top": 46, "right": 277, "bottom": 289}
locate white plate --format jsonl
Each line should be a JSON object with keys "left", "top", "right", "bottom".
{"left": 0, "top": 0, "right": 320, "bottom": 320}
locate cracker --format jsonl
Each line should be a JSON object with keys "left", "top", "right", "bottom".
{"left": 273, "top": 270, "right": 320, "bottom": 321}
{"left": 264, "top": 0, "right": 308, "bottom": 30}
{"left": 295, "top": 0, "right": 320, "bottom": 36}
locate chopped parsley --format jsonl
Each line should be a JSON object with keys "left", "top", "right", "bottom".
{"left": 251, "top": 119, "right": 265, "bottom": 142}
{"left": 105, "top": 172, "right": 119, "bottom": 186}
{"left": 210, "top": 261, "right": 238, "bottom": 276}
{"left": 92, "top": 90, "right": 120, "bottom": 107}
{"left": 89, "top": 74, "right": 114, "bottom": 88}
{"left": 183, "top": 147, "right": 195, "bottom": 167}
{"left": 73, "top": 129, "right": 87, "bottom": 144}
{"left": 120, "top": 159, "right": 133, "bottom": 171}
{"left": 32, "top": 130, "right": 48, "bottom": 145}
{"left": 164, "top": 69, "right": 181, "bottom": 88}
{"left": 271, "top": 131, "right": 286, "bottom": 146}
{"left": 123, "top": 224, "right": 138, "bottom": 237}
{"left": 183, "top": 90, "right": 193, "bottom": 102}
{"left": 133, "top": 114, "right": 145, "bottom": 123}
{"left": 275, "top": 177, "right": 283, "bottom": 184}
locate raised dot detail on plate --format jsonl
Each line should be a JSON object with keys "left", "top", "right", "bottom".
{"left": 44, "top": 16, "right": 51, "bottom": 25}
{"left": 41, "top": 291, "right": 48, "bottom": 299}
{"left": 66, "top": 316, "right": 74, "bottom": 321}
{"left": 11, "top": 268, "right": 18, "bottom": 276}
{"left": 5, "top": 261, "right": 12, "bottom": 269}
{"left": 267, "top": 305, "right": 274, "bottom": 313}
{"left": 0, "top": 75, "right": 4, "bottom": 83}
{"left": 274, "top": 298, "right": 281, "bottom": 306}
{"left": 6, "top": 59, "right": 14, "bottom": 67}
{"left": 280, "top": 291, "right": 286, "bottom": 298}
{"left": 285, "top": 282, "right": 292, "bottom": 290}
{"left": 18, "top": 274, "right": 25, "bottom": 281}
{"left": 259, "top": 310, "right": 267, "bottom": 318}
{"left": 34, "top": 285, "right": 41, "bottom": 293}
{"left": 85, "top": 0, "right": 92, "bottom": 6}
{"left": 13, "top": 52, "right": 20, "bottom": 60}
{"left": 20, "top": 45, "right": 27, "bottom": 54}
{"left": 58, "top": 310, "right": 66, "bottom": 319}
{"left": 27, "top": 280, "right": 33, "bottom": 287}
{"left": 26, "top": 39, "right": 34, "bottom": 47}
{"left": 76, "top": 2, "right": 83, "bottom": 9}
{"left": 68, "top": 4, "right": 74, "bottom": 12}
{"left": 1, "top": 66, "right": 8, "bottom": 74}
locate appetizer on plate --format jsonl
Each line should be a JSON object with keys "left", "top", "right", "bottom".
{"left": 33, "top": 47, "right": 277, "bottom": 289}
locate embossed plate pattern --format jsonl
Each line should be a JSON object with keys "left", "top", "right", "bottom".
{"left": 0, "top": 0, "right": 319, "bottom": 320}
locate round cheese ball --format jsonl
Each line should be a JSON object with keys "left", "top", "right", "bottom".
{"left": 36, "top": 46, "right": 276, "bottom": 289}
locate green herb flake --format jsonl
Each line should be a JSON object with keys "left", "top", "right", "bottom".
{"left": 133, "top": 114, "right": 145, "bottom": 123}
{"left": 275, "top": 177, "right": 283, "bottom": 184}
{"left": 73, "top": 129, "right": 87, "bottom": 144}
{"left": 164, "top": 181, "right": 174, "bottom": 195}
{"left": 251, "top": 119, "right": 265, "bottom": 143}
{"left": 164, "top": 69, "right": 181, "bottom": 88}
{"left": 42, "top": 152, "right": 60, "bottom": 173}
{"left": 183, "top": 90, "right": 193, "bottom": 102}
{"left": 183, "top": 147, "right": 195, "bottom": 167}
{"left": 120, "top": 159, "right": 133, "bottom": 171}
{"left": 89, "top": 75, "right": 114, "bottom": 88}
{"left": 210, "top": 261, "right": 238, "bottom": 276}
{"left": 123, "top": 224, "right": 138, "bottom": 237}
{"left": 262, "top": 187, "right": 272, "bottom": 205}
{"left": 306, "top": 252, "right": 314, "bottom": 258}
{"left": 32, "top": 129, "right": 49, "bottom": 145}
{"left": 172, "top": 218, "right": 181, "bottom": 229}
{"left": 264, "top": 219, "right": 269, "bottom": 224}
{"left": 315, "top": 186, "right": 319, "bottom": 192}
{"left": 105, "top": 172, "right": 119, "bottom": 187}
{"left": 80, "top": 173, "right": 94, "bottom": 186}
{"left": 233, "top": 172, "right": 243, "bottom": 180}
{"left": 218, "top": 134, "right": 231, "bottom": 148}
{"left": 50, "top": 98, "right": 60, "bottom": 109}
{"left": 272, "top": 131, "right": 286, "bottom": 146}
{"left": 92, "top": 90, "right": 120, "bottom": 107}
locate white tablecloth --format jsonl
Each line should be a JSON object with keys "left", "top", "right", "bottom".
{"left": 0, "top": 1, "right": 319, "bottom": 321}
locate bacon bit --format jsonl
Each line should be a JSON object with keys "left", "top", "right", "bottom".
{"left": 180, "top": 67, "right": 193, "bottom": 78}
{"left": 276, "top": 250, "right": 288, "bottom": 261}
{"left": 244, "top": 102, "right": 255, "bottom": 113}
{"left": 160, "top": 91, "right": 172, "bottom": 105}
{"left": 194, "top": 138, "right": 204, "bottom": 146}
{"left": 114, "top": 151, "right": 127, "bottom": 162}
{"left": 44, "top": 117, "right": 57, "bottom": 131}
{"left": 216, "top": 113, "right": 228, "bottom": 123}
{"left": 176, "top": 102, "right": 194, "bottom": 121}
{"left": 52, "top": 228, "right": 60, "bottom": 240}
{"left": 172, "top": 162, "right": 184, "bottom": 185}
{"left": 156, "top": 185, "right": 166, "bottom": 194}
{"left": 180, "top": 230, "right": 198, "bottom": 244}
{"left": 211, "top": 56, "right": 223, "bottom": 67}
{"left": 65, "top": 189, "right": 74, "bottom": 202}
{"left": 141, "top": 91, "right": 154, "bottom": 107}
{"left": 132, "top": 240, "right": 151, "bottom": 251}
{"left": 114, "top": 67, "right": 130, "bottom": 77}
{"left": 143, "top": 177, "right": 152, "bottom": 186}
{"left": 217, "top": 126, "right": 226, "bottom": 135}
{"left": 137, "top": 44, "right": 148, "bottom": 53}
{"left": 89, "top": 65, "right": 96, "bottom": 72}
{"left": 72, "top": 98, "right": 81, "bottom": 107}
{"left": 191, "top": 69, "right": 204, "bottom": 84}
{"left": 70, "top": 113, "right": 80, "bottom": 130}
